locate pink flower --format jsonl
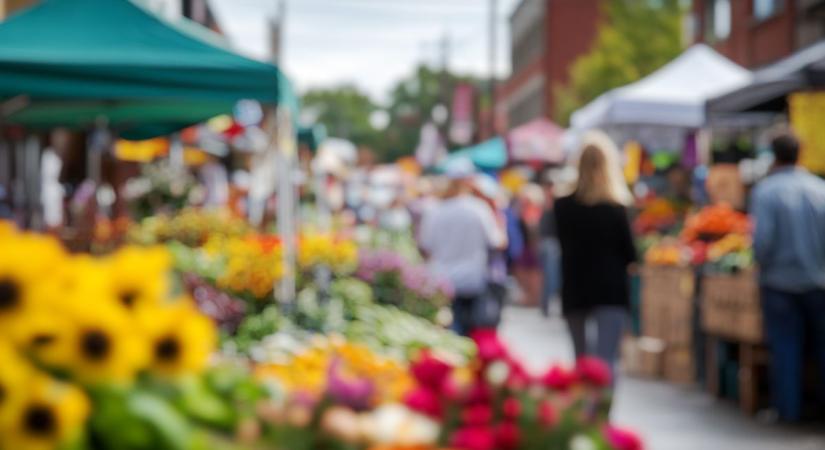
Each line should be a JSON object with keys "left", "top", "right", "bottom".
{"left": 411, "top": 351, "right": 453, "bottom": 392}
{"left": 541, "top": 364, "right": 578, "bottom": 391}
{"left": 450, "top": 426, "right": 497, "bottom": 450}
{"left": 326, "top": 359, "right": 375, "bottom": 411}
{"left": 495, "top": 421, "right": 521, "bottom": 450}
{"left": 471, "top": 328, "right": 508, "bottom": 363}
{"left": 404, "top": 386, "right": 442, "bottom": 418}
{"left": 537, "top": 400, "right": 559, "bottom": 428}
{"left": 576, "top": 356, "right": 612, "bottom": 388}
{"left": 604, "top": 425, "right": 644, "bottom": 450}
{"left": 461, "top": 404, "right": 494, "bottom": 425}
{"left": 466, "top": 381, "right": 492, "bottom": 405}
{"left": 502, "top": 397, "right": 521, "bottom": 420}
{"left": 505, "top": 360, "right": 530, "bottom": 390}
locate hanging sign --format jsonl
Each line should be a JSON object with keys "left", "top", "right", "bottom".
{"left": 789, "top": 91, "right": 825, "bottom": 174}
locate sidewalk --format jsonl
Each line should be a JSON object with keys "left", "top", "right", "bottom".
{"left": 499, "top": 306, "right": 825, "bottom": 450}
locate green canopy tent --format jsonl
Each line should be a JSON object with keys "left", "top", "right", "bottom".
{"left": 0, "top": 0, "right": 298, "bottom": 139}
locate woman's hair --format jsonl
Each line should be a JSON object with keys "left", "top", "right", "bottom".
{"left": 574, "top": 131, "right": 632, "bottom": 206}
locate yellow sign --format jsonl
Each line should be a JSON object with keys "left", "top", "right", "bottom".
{"left": 789, "top": 92, "right": 825, "bottom": 174}
{"left": 623, "top": 140, "right": 642, "bottom": 185}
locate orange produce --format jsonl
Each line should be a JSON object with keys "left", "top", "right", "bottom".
{"left": 681, "top": 204, "right": 751, "bottom": 242}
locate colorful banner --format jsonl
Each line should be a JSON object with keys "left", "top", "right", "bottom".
{"left": 789, "top": 92, "right": 825, "bottom": 175}
{"left": 449, "top": 83, "right": 475, "bottom": 145}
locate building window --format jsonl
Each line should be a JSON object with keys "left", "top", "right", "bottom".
{"left": 753, "top": 0, "right": 782, "bottom": 21}
{"left": 704, "top": 0, "right": 731, "bottom": 42}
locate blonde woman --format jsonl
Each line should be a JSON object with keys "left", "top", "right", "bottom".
{"left": 555, "top": 132, "right": 636, "bottom": 371}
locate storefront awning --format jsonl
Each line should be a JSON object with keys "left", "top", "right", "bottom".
{"left": 707, "top": 40, "right": 825, "bottom": 115}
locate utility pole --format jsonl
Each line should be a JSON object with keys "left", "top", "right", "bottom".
{"left": 439, "top": 32, "right": 451, "bottom": 141}
{"left": 488, "top": 0, "right": 498, "bottom": 136}
{"left": 270, "top": 0, "right": 286, "bottom": 65}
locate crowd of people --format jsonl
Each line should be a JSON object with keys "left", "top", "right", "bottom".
{"left": 414, "top": 131, "right": 639, "bottom": 375}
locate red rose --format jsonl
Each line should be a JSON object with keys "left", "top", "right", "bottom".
{"left": 495, "top": 421, "right": 521, "bottom": 450}
{"left": 502, "top": 397, "right": 521, "bottom": 419}
{"left": 604, "top": 425, "right": 644, "bottom": 450}
{"left": 403, "top": 386, "right": 442, "bottom": 418}
{"left": 471, "top": 328, "right": 508, "bottom": 363}
{"left": 467, "top": 381, "right": 492, "bottom": 405}
{"left": 537, "top": 400, "right": 559, "bottom": 428}
{"left": 576, "top": 356, "right": 612, "bottom": 388}
{"left": 461, "top": 404, "right": 494, "bottom": 425}
{"left": 450, "top": 426, "right": 497, "bottom": 450}
{"left": 541, "top": 364, "right": 578, "bottom": 391}
{"left": 411, "top": 350, "right": 453, "bottom": 392}
{"left": 505, "top": 358, "right": 530, "bottom": 390}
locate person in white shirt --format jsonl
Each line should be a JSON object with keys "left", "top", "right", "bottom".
{"left": 419, "top": 157, "right": 506, "bottom": 335}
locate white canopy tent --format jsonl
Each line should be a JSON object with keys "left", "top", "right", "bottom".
{"left": 571, "top": 44, "right": 752, "bottom": 132}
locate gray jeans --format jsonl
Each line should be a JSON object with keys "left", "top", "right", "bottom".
{"left": 566, "top": 306, "right": 627, "bottom": 367}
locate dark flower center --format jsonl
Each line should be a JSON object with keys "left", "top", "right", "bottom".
{"left": 155, "top": 336, "right": 181, "bottom": 362}
{"left": 0, "top": 278, "right": 21, "bottom": 311}
{"left": 24, "top": 404, "right": 57, "bottom": 436}
{"left": 31, "top": 334, "right": 56, "bottom": 346}
{"left": 119, "top": 290, "right": 138, "bottom": 308}
{"left": 81, "top": 330, "right": 111, "bottom": 361}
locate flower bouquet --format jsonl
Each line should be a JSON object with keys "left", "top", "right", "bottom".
{"left": 402, "top": 330, "right": 643, "bottom": 450}
{"left": 0, "top": 225, "right": 278, "bottom": 450}
{"left": 356, "top": 249, "right": 452, "bottom": 322}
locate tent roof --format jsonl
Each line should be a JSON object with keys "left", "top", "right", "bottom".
{"left": 571, "top": 44, "right": 751, "bottom": 130}
{"left": 0, "top": 0, "right": 298, "bottom": 138}
{"left": 441, "top": 137, "right": 508, "bottom": 172}
{"left": 708, "top": 39, "right": 825, "bottom": 115}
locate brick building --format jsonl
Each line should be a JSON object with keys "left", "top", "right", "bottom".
{"left": 499, "top": 0, "right": 602, "bottom": 128}
{"left": 693, "top": 0, "right": 825, "bottom": 68}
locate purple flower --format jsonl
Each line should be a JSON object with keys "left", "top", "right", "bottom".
{"left": 326, "top": 358, "right": 375, "bottom": 411}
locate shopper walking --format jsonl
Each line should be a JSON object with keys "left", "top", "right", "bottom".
{"left": 538, "top": 177, "right": 561, "bottom": 317}
{"left": 419, "top": 157, "right": 506, "bottom": 336}
{"left": 751, "top": 131, "right": 825, "bottom": 423}
{"left": 555, "top": 132, "right": 636, "bottom": 372}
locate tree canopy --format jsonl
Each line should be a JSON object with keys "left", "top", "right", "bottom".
{"left": 554, "top": 0, "right": 685, "bottom": 126}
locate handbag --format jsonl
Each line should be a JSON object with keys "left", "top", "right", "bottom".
{"left": 471, "top": 281, "right": 505, "bottom": 329}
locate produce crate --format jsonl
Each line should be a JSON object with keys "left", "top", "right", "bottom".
{"left": 641, "top": 265, "right": 695, "bottom": 345}
{"left": 701, "top": 270, "right": 763, "bottom": 344}
{"left": 622, "top": 336, "right": 665, "bottom": 379}
{"left": 664, "top": 346, "right": 696, "bottom": 384}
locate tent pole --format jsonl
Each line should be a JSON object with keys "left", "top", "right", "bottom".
{"left": 272, "top": 106, "right": 297, "bottom": 306}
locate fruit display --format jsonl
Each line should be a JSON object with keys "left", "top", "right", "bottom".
{"left": 643, "top": 237, "right": 691, "bottom": 267}
{"left": 681, "top": 204, "right": 751, "bottom": 242}
{"left": 633, "top": 198, "right": 679, "bottom": 235}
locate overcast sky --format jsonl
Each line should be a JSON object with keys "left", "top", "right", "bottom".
{"left": 210, "top": 0, "right": 520, "bottom": 103}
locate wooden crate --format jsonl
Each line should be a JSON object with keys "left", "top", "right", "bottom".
{"left": 664, "top": 346, "right": 696, "bottom": 385}
{"left": 641, "top": 265, "right": 695, "bottom": 345}
{"left": 622, "top": 336, "right": 666, "bottom": 379}
{"left": 701, "top": 270, "right": 763, "bottom": 344}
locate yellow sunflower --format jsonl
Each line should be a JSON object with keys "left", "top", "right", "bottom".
{"left": 38, "top": 291, "right": 149, "bottom": 385}
{"left": 0, "top": 374, "right": 90, "bottom": 450}
{"left": 0, "top": 338, "right": 34, "bottom": 428}
{"left": 136, "top": 298, "right": 216, "bottom": 376}
{"left": 104, "top": 245, "right": 171, "bottom": 309}
{"left": 0, "top": 234, "right": 67, "bottom": 332}
{"left": 0, "top": 220, "right": 17, "bottom": 238}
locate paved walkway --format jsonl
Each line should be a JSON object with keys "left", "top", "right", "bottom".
{"left": 499, "top": 306, "right": 825, "bottom": 450}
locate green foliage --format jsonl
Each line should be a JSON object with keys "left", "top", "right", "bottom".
{"left": 302, "top": 85, "right": 382, "bottom": 152}
{"left": 554, "top": 0, "right": 685, "bottom": 125}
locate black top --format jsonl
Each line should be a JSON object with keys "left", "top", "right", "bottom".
{"left": 554, "top": 195, "right": 637, "bottom": 314}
